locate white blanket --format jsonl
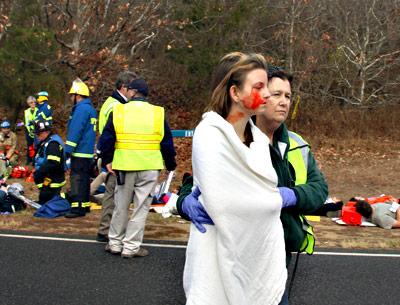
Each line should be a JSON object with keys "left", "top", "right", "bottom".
{"left": 184, "top": 112, "right": 287, "bottom": 305}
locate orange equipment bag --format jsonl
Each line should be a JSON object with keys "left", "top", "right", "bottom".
{"left": 341, "top": 201, "right": 362, "bottom": 226}
{"left": 10, "top": 166, "right": 31, "bottom": 179}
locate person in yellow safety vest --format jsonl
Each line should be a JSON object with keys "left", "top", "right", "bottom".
{"left": 64, "top": 79, "right": 97, "bottom": 218}
{"left": 176, "top": 67, "right": 328, "bottom": 305}
{"left": 98, "top": 77, "right": 177, "bottom": 258}
{"left": 35, "top": 91, "right": 53, "bottom": 124}
{"left": 24, "top": 96, "right": 37, "bottom": 165}
{"left": 96, "top": 70, "right": 138, "bottom": 243}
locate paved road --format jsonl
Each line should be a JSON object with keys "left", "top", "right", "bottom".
{"left": 0, "top": 233, "right": 399, "bottom": 305}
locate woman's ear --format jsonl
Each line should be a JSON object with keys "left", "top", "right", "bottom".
{"left": 229, "top": 85, "right": 240, "bottom": 103}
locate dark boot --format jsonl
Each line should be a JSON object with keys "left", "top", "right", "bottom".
{"left": 65, "top": 207, "right": 86, "bottom": 218}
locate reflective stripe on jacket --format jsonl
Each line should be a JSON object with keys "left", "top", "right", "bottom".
{"left": 35, "top": 102, "right": 53, "bottom": 123}
{"left": 112, "top": 101, "right": 164, "bottom": 171}
{"left": 65, "top": 98, "right": 97, "bottom": 158}
{"left": 35, "top": 134, "right": 66, "bottom": 188}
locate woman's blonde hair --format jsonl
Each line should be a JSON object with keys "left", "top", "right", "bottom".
{"left": 205, "top": 52, "right": 267, "bottom": 119}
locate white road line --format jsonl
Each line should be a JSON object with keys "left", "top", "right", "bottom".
{"left": 0, "top": 233, "right": 187, "bottom": 249}
{"left": 312, "top": 251, "right": 400, "bottom": 258}
{"left": 0, "top": 233, "right": 399, "bottom": 256}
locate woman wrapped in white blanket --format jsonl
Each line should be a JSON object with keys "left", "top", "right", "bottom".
{"left": 184, "top": 52, "right": 287, "bottom": 305}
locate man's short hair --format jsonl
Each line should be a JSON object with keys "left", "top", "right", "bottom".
{"left": 355, "top": 200, "right": 373, "bottom": 218}
{"left": 115, "top": 71, "right": 138, "bottom": 90}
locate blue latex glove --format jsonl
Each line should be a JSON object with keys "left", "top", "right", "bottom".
{"left": 181, "top": 186, "right": 214, "bottom": 233}
{"left": 278, "top": 187, "right": 297, "bottom": 208}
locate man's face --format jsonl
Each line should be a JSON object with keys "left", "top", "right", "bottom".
{"left": 119, "top": 85, "right": 135, "bottom": 100}
{"left": 262, "top": 77, "right": 292, "bottom": 127}
{"left": 69, "top": 94, "right": 75, "bottom": 103}
{"left": 1, "top": 128, "right": 10, "bottom": 136}
{"left": 36, "top": 131, "right": 48, "bottom": 141}
{"left": 28, "top": 100, "right": 36, "bottom": 109}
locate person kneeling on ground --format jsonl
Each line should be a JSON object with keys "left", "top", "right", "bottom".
{"left": 355, "top": 200, "right": 400, "bottom": 229}
{"left": 33, "top": 120, "right": 66, "bottom": 205}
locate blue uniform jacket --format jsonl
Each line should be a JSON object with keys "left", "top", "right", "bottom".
{"left": 65, "top": 98, "right": 97, "bottom": 158}
{"left": 98, "top": 97, "right": 177, "bottom": 171}
{"left": 35, "top": 102, "right": 53, "bottom": 123}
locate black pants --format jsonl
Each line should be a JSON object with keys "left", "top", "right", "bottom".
{"left": 25, "top": 130, "right": 35, "bottom": 165}
{"left": 38, "top": 186, "right": 61, "bottom": 205}
{"left": 69, "top": 157, "right": 91, "bottom": 211}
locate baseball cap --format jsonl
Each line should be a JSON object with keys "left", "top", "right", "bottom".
{"left": 127, "top": 78, "right": 148, "bottom": 97}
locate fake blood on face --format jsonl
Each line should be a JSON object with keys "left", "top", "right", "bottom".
{"left": 243, "top": 89, "right": 264, "bottom": 110}
{"left": 227, "top": 111, "right": 245, "bottom": 124}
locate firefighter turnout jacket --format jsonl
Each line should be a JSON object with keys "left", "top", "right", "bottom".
{"left": 34, "top": 134, "right": 66, "bottom": 188}
{"left": 35, "top": 102, "right": 53, "bottom": 124}
{"left": 65, "top": 98, "right": 97, "bottom": 158}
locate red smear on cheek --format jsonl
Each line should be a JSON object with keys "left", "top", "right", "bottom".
{"left": 243, "top": 89, "right": 264, "bottom": 110}
{"left": 227, "top": 111, "right": 245, "bottom": 123}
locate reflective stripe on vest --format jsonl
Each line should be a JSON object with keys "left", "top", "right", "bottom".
{"left": 288, "top": 131, "right": 309, "bottom": 185}
{"left": 299, "top": 215, "right": 315, "bottom": 255}
{"left": 98, "top": 96, "right": 119, "bottom": 134}
{"left": 112, "top": 101, "right": 164, "bottom": 171}
{"left": 35, "top": 134, "right": 66, "bottom": 171}
{"left": 288, "top": 131, "right": 315, "bottom": 255}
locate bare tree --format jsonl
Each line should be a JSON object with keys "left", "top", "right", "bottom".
{"left": 329, "top": 0, "right": 400, "bottom": 106}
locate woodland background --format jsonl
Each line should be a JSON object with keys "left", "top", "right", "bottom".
{"left": 0, "top": 0, "right": 399, "bottom": 145}
{"left": 1, "top": 0, "right": 400, "bottom": 244}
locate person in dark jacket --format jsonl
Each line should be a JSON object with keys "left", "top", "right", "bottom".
{"left": 33, "top": 120, "right": 66, "bottom": 205}
{"left": 35, "top": 91, "right": 53, "bottom": 124}
{"left": 99, "top": 76, "right": 177, "bottom": 258}
{"left": 64, "top": 79, "right": 97, "bottom": 218}
{"left": 96, "top": 70, "right": 138, "bottom": 243}
{"left": 176, "top": 68, "right": 328, "bottom": 305}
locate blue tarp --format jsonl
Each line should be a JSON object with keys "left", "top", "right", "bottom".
{"left": 34, "top": 195, "right": 70, "bottom": 218}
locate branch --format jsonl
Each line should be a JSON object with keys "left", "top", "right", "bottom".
{"left": 54, "top": 33, "right": 73, "bottom": 50}
{"left": 365, "top": 50, "right": 400, "bottom": 70}
{"left": 130, "top": 31, "right": 156, "bottom": 55}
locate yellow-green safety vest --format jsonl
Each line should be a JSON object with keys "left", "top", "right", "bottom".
{"left": 287, "top": 131, "right": 315, "bottom": 255}
{"left": 112, "top": 101, "right": 164, "bottom": 171}
{"left": 24, "top": 107, "right": 38, "bottom": 136}
{"left": 98, "top": 96, "right": 119, "bottom": 134}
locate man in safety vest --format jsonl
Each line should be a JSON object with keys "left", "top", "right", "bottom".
{"left": 96, "top": 70, "right": 138, "bottom": 242}
{"left": 0, "top": 120, "right": 18, "bottom": 178}
{"left": 64, "top": 79, "right": 97, "bottom": 218}
{"left": 98, "top": 76, "right": 176, "bottom": 258}
{"left": 176, "top": 68, "right": 328, "bottom": 305}
{"left": 35, "top": 91, "right": 53, "bottom": 124}
{"left": 24, "top": 96, "right": 37, "bottom": 165}
{"left": 33, "top": 120, "right": 66, "bottom": 204}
